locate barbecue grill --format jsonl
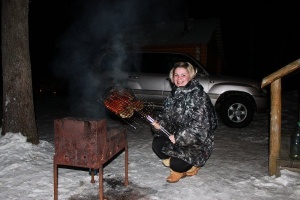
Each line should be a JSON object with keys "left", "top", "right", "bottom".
{"left": 53, "top": 117, "right": 128, "bottom": 200}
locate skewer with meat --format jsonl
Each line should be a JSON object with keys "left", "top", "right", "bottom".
{"left": 102, "top": 87, "right": 171, "bottom": 137}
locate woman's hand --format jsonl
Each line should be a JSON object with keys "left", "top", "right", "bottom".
{"left": 152, "top": 121, "right": 161, "bottom": 130}
{"left": 152, "top": 121, "right": 175, "bottom": 144}
{"left": 169, "top": 135, "right": 175, "bottom": 144}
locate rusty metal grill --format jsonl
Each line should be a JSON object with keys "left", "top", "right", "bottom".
{"left": 53, "top": 117, "right": 128, "bottom": 200}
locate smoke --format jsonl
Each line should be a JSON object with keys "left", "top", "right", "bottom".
{"left": 50, "top": 0, "right": 184, "bottom": 118}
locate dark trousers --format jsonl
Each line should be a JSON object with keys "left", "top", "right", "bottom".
{"left": 152, "top": 136, "right": 193, "bottom": 173}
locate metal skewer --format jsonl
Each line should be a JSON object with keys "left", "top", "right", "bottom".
{"left": 145, "top": 115, "right": 171, "bottom": 137}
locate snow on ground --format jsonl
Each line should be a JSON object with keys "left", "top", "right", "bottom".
{"left": 0, "top": 90, "right": 300, "bottom": 200}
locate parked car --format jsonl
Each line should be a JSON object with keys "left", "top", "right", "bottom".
{"left": 93, "top": 51, "right": 269, "bottom": 128}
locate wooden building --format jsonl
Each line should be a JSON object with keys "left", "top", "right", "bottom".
{"left": 119, "top": 18, "right": 224, "bottom": 75}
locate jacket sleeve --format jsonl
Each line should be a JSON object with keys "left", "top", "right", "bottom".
{"left": 151, "top": 98, "right": 172, "bottom": 137}
{"left": 175, "top": 90, "right": 217, "bottom": 146}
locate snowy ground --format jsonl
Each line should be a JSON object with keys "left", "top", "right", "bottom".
{"left": 0, "top": 90, "right": 300, "bottom": 200}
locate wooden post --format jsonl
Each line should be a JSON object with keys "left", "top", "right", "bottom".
{"left": 269, "top": 79, "right": 282, "bottom": 176}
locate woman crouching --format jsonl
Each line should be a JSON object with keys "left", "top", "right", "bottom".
{"left": 151, "top": 62, "right": 218, "bottom": 183}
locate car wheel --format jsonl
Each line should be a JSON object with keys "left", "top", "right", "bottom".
{"left": 220, "top": 96, "right": 254, "bottom": 128}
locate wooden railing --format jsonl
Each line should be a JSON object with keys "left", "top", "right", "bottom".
{"left": 261, "top": 58, "right": 300, "bottom": 176}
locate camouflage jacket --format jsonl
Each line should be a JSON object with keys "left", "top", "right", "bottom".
{"left": 153, "top": 79, "right": 218, "bottom": 167}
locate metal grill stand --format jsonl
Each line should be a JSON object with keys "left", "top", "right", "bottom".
{"left": 53, "top": 117, "right": 128, "bottom": 200}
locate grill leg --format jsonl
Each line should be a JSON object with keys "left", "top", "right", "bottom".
{"left": 54, "top": 163, "right": 58, "bottom": 200}
{"left": 99, "top": 166, "right": 104, "bottom": 200}
{"left": 90, "top": 169, "right": 95, "bottom": 183}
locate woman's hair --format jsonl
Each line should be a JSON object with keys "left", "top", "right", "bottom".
{"left": 169, "top": 62, "right": 198, "bottom": 83}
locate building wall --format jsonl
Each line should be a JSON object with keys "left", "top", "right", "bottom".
{"left": 142, "top": 43, "right": 221, "bottom": 74}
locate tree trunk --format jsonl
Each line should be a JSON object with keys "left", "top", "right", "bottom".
{"left": 1, "top": 0, "right": 39, "bottom": 144}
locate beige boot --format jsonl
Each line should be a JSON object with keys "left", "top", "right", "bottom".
{"left": 162, "top": 158, "right": 170, "bottom": 167}
{"left": 186, "top": 166, "right": 201, "bottom": 176}
{"left": 166, "top": 170, "right": 186, "bottom": 183}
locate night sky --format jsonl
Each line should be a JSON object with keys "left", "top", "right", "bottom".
{"left": 28, "top": 0, "right": 300, "bottom": 91}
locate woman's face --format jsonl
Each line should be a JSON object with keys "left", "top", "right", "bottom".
{"left": 173, "top": 67, "right": 191, "bottom": 87}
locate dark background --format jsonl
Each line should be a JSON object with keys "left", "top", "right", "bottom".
{"left": 28, "top": 0, "right": 300, "bottom": 93}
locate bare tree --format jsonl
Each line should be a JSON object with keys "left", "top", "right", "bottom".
{"left": 1, "top": 0, "right": 39, "bottom": 144}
